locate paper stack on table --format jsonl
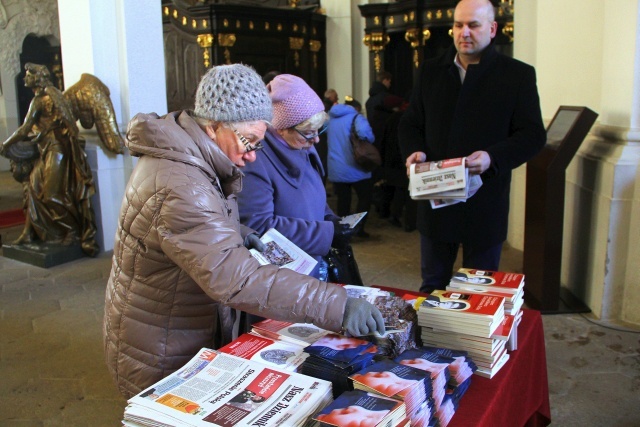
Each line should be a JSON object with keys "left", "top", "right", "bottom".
{"left": 122, "top": 348, "right": 332, "bottom": 427}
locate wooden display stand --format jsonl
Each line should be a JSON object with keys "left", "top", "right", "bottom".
{"left": 523, "top": 106, "right": 598, "bottom": 313}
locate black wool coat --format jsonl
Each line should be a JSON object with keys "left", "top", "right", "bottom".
{"left": 398, "top": 44, "right": 546, "bottom": 247}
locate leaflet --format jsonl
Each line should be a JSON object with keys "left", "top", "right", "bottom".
{"left": 340, "top": 212, "right": 367, "bottom": 229}
{"left": 249, "top": 228, "right": 317, "bottom": 275}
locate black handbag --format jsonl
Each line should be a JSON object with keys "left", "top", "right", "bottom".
{"left": 324, "top": 244, "right": 364, "bottom": 286}
{"left": 350, "top": 115, "right": 381, "bottom": 172}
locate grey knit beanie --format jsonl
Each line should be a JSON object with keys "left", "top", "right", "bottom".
{"left": 194, "top": 64, "right": 273, "bottom": 123}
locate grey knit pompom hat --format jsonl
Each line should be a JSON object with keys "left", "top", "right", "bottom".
{"left": 194, "top": 64, "right": 273, "bottom": 123}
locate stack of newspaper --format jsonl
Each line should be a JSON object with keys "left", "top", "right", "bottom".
{"left": 122, "top": 348, "right": 333, "bottom": 427}
{"left": 416, "top": 290, "right": 510, "bottom": 379}
{"left": 350, "top": 359, "right": 435, "bottom": 426}
{"left": 409, "top": 158, "right": 482, "bottom": 209}
{"left": 217, "top": 332, "right": 308, "bottom": 372}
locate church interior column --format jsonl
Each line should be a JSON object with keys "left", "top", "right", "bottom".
{"left": 57, "top": 0, "right": 167, "bottom": 252}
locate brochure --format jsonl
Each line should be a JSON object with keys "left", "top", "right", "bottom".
{"left": 249, "top": 228, "right": 317, "bottom": 275}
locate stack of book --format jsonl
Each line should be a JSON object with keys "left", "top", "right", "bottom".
{"left": 393, "top": 348, "right": 450, "bottom": 412}
{"left": 314, "top": 389, "right": 409, "bottom": 427}
{"left": 350, "top": 359, "right": 435, "bottom": 426}
{"left": 300, "top": 333, "right": 378, "bottom": 398}
{"left": 447, "top": 268, "right": 525, "bottom": 317}
{"left": 217, "top": 332, "right": 308, "bottom": 372}
{"left": 393, "top": 347, "right": 476, "bottom": 427}
{"left": 122, "top": 348, "right": 333, "bottom": 427}
{"left": 418, "top": 347, "right": 476, "bottom": 394}
{"left": 417, "top": 290, "right": 511, "bottom": 379}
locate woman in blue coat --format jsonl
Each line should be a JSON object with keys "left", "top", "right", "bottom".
{"left": 327, "top": 98, "right": 376, "bottom": 237}
{"left": 237, "top": 74, "right": 352, "bottom": 279}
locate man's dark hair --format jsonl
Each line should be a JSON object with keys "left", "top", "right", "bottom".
{"left": 262, "top": 70, "right": 280, "bottom": 85}
{"left": 376, "top": 71, "right": 392, "bottom": 82}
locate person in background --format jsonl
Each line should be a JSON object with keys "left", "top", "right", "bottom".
{"left": 370, "top": 94, "right": 404, "bottom": 220}
{"left": 381, "top": 94, "right": 416, "bottom": 232}
{"left": 103, "top": 64, "right": 384, "bottom": 399}
{"left": 365, "top": 70, "right": 392, "bottom": 120}
{"left": 319, "top": 88, "right": 339, "bottom": 189}
{"left": 327, "top": 96, "right": 375, "bottom": 238}
{"left": 262, "top": 69, "right": 280, "bottom": 85}
{"left": 237, "top": 74, "right": 354, "bottom": 279}
{"left": 398, "top": 0, "right": 546, "bottom": 293}
{"left": 365, "top": 71, "right": 393, "bottom": 219}
{"left": 323, "top": 88, "right": 339, "bottom": 111}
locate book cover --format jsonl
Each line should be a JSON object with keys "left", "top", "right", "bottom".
{"left": 304, "top": 333, "right": 376, "bottom": 363}
{"left": 418, "top": 290, "right": 505, "bottom": 320}
{"left": 449, "top": 268, "right": 524, "bottom": 294}
{"left": 350, "top": 359, "right": 431, "bottom": 399}
{"left": 314, "top": 390, "right": 405, "bottom": 427}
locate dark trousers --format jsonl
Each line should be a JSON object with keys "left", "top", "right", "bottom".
{"left": 419, "top": 233, "right": 503, "bottom": 293}
{"left": 390, "top": 186, "right": 417, "bottom": 230}
{"left": 333, "top": 179, "right": 373, "bottom": 231}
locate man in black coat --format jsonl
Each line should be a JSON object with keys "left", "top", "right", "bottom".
{"left": 398, "top": 0, "right": 546, "bottom": 293}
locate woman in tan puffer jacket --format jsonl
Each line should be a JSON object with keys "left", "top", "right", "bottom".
{"left": 103, "top": 64, "right": 384, "bottom": 399}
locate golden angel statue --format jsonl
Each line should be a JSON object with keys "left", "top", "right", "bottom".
{"left": 1, "top": 63, "right": 124, "bottom": 256}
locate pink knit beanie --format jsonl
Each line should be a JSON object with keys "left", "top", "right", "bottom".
{"left": 267, "top": 74, "right": 324, "bottom": 129}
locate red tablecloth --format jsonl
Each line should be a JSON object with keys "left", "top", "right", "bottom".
{"left": 448, "top": 309, "right": 551, "bottom": 427}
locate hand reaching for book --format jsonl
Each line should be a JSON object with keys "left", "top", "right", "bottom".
{"left": 342, "top": 297, "right": 385, "bottom": 336}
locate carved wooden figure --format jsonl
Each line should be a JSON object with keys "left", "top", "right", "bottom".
{"left": 1, "top": 63, "right": 123, "bottom": 256}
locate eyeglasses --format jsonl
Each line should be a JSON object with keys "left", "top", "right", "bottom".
{"left": 231, "top": 127, "right": 263, "bottom": 153}
{"left": 293, "top": 124, "right": 328, "bottom": 142}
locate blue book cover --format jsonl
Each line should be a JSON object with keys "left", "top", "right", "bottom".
{"left": 350, "top": 359, "right": 432, "bottom": 398}
{"left": 304, "top": 333, "right": 375, "bottom": 363}
{"left": 314, "top": 389, "right": 403, "bottom": 427}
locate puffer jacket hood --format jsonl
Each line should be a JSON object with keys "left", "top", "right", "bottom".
{"left": 104, "top": 111, "right": 347, "bottom": 399}
{"left": 126, "top": 111, "right": 243, "bottom": 195}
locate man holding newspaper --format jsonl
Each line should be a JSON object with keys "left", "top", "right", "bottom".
{"left": 398, "top": 0, "right": 546, "bottom": 293}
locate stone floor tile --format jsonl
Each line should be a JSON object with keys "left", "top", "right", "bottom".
{"left": 0, "top": 332, "right": 70, "bottom": 361}
{"left": 0, "top": 317, "right": 35, "bottom": 344}
{"left": 0, "top": 268, "right": 31, "bottom": 286}
{"left": 32, "top": 309, "right": 101, "bottom": 338}
{"left": 552, "top": 372, "right": 640, "bottom": 426}
{"left": 0, "top": 289, "right": 31, "bottom": 310}
{"left": 1, "top": 378, "right": 84, "bottom": 423}
{"left": 59, "top": 287, "right": 108, "bottom": 311}
{"left": 44, "top": 398, "right": 126, "bottom": 427}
